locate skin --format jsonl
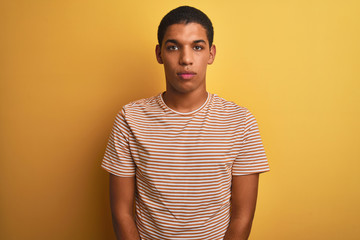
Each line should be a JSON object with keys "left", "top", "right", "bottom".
{"left": 110, "top": 22, "right": 260, "bottom": 240}
{"left": 109, "top": 175, "right": 140, "bottom": 240}
{"left": 223, "top": 174, "right": 260, "bottom": 240}
{"left": 155, "top": 23, "right": 216, "bottom": 113}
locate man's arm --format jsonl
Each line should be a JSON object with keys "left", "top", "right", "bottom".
{"left": 223, "top": 173, "right": 259, "bottom": 240}
{"left": 109, "top": 174, "right": 140, "bottom": 240}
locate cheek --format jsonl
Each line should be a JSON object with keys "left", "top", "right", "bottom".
{"left": 163, "top": 62, "right": 172, "bottom": 70}
{"left": 164, "top": 58, "right": 179, "bottom": 68}
{"left": 198, "top": 54, "right": 209, "bottom": 64}
{"left": 163, "top": 63, "right": 176, "bottom": 76}
{"left": 199, "top": 58, "right": 209, "bottom": 70}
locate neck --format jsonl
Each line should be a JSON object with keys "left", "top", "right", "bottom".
{"left": 162, "top": 89, "right": 208, "bottom": 113}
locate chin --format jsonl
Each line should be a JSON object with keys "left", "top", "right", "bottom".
{"left": 166, "top": 79, "right": 205, "bottom": 94}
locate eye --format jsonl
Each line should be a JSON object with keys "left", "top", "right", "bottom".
{"left": 167, "top": 45, "right": 179, "bottom": 51}
{"left": 193, "top": 45, "right": 204, "bottom": 51}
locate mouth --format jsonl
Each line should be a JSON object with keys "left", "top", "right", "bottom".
{"left": 177, "top": 72, "right": 197, "bottom": 80}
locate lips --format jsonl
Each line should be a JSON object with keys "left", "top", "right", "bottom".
{"left": 177, "top": 71, "right": 196, "bottom": 80}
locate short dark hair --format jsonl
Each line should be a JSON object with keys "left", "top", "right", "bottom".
{"left": 157, "top": 6, "right": 214, "bottom": 47}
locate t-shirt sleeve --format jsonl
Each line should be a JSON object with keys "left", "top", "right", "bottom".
{"left": 232, "top": 109, "right": 270, "bottom": 176}
{"left": 101, "top": 108, "right": 136, "bottom": 177}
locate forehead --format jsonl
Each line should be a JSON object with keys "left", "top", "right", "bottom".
{"left": 163, "top": 23, "right": 208, "bottom": 45}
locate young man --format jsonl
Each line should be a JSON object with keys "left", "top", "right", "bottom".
{"left": 102, "top": 6, "right": 269, "bottom": 240}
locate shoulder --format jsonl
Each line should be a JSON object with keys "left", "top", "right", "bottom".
{"left": 121, "top": 94, "right": 161, "bottom": 114}
{"left": 114, "top": 94, "right": 164, "bottom": 124}
{"left": 211, "top": 94, "right": 250, "bottom": 116}
{"left": 211, "top": 95, "right": 262, "bottom": 135}
{"left": 210, "top": 94, "right": 260, "bottom": 127}
{"left": 124, "top": 95, "right": 158, "bottom": 109}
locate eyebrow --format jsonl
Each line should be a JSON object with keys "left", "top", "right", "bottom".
{"left": 194, "top": 40, "right": 206, "bottom": 44}
{"left": 164, "top": 39, "right": 207, "bottom": 45}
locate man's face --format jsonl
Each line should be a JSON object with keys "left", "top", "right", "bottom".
{"left": 156, "top": 23, "right": 216, "bottom": 95}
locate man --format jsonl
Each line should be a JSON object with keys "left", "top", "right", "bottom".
{"left": 102, "top": 6, "right": 269, "bottom": 240}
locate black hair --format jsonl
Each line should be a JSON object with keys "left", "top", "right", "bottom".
{"left": 157, "top": 6, "right": 214, "bottom": 47}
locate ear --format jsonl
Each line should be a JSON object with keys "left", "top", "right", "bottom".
{"left": 155, "top": 45, "right": 163, "bottom": 64}
{"left": 207, "top": 44, "right": 216, "bottom": 65}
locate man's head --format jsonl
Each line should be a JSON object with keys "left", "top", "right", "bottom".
{"left": 155, "top": 6, "right": 216, "bottom": 95}
{"left": 157, "top": 6, "right": 214, "bottom": 48}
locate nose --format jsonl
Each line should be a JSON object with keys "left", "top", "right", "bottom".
{"left": 179, "top": 47, "right": 193, "bottom": 66}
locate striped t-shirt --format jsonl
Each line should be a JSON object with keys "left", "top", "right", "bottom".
{"left": 102, "top": 92, "right": 269, "bottom": 240}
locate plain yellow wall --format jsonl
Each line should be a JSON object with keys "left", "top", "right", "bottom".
{"left": 1, "top": 0, "right": 359, "bottom": 239}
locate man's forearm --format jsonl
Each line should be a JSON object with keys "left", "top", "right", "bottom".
{"left": 112, "top": 214, "right": 140, "bottom": 240}
{"left": 223, "top": 216, "right": 254, "bottom": 240}
{"left": 224, "top": 174, "right": 259, "bottom": 240}
{"left": 109, "top": 175, "right": 140, "bottom": 240}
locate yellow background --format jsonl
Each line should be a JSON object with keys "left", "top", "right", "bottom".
{"left": 1, "top": 0, "right": 359, "bottom": 239}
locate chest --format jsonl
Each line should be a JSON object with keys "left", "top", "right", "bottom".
{"left": 127, "top": 115, "right": 243, "bottom": 174}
